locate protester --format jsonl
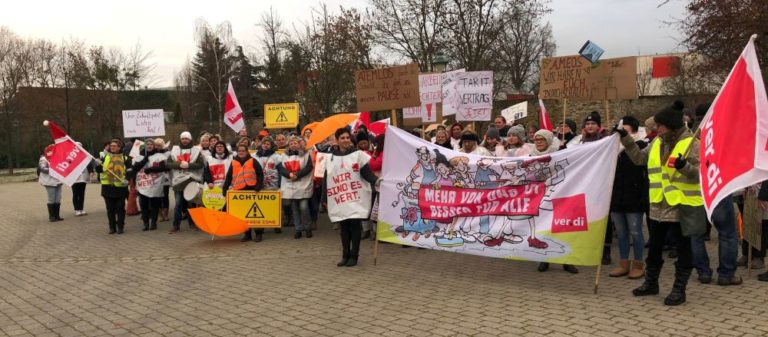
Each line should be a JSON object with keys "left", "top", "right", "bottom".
{"left": 691, "top": 195, "right": 741, "bottom": 285}
{"left": 166, "top": 131, "right": 205, "bottom": 233}
{"left": 556, "top": 119, "right": 578, "bottom": 148}
{"left": 253, "top": 136, "right": 283, "bottom": 238}
{"left": 132, "top": 139, "right": 169, "bottom": 231}
{"left": 232, "top": 128, "right": 249, "bottom": 149}
{"left": 153, "top": 138, "right": 171, "bottom": 222}
{"left": 72, "top": 142, "right": 93, "bottom": 216}
{"left": 275, "top": 133, "right": 289, "bottom": 154}
{"left": 526, "top": 124, "right": 539, "bottom": 144}
{"left": 204, "top": 142, "right": 232, "bottom": 189}
{"left": 620, "top": 101, "right": 699, "bottom": 306}
{"left": 430, "top": 124, "right": 446, "bottom": 143}
{"left": 356, "top": 131, "right": 372, "bottom": 153}
{"left": 481, "top": 127, "right": 506, "bottom": 156}
{"left": 530, "top": 130, "right": 578, "bottom": 274}
{"left": 222, "top": 145, "right": 265, "bottom": 241}
{"left": 609, "top": 116, "right": 648, "bottom": 279}
{"left": 94, "top": 139, "right": 131, "bottom": 234}
{"left": 506, "top": 125, "right": 533, "bottom": 157}
{"left": 198, "top": 134, "right": 211, "bottom": 158}
{"left": 566, "top": 111, "right": 606, "bottom": 147}
{"left": 324, "top": 128, "right": 378, "bottom": 267}
{"left": 38, "top": 145, "right": 64, "bottom": 222}
{"left": 458, "top": 130, "right": 491, "bottom": 156}
{"left": 277, "top": 136, "right": 314, "bottom": 239}
{"left": 449, "top": 123, "right": 463, "bottom": 150}
{"left": 494, "top": 116, "right": 510, "bottom": 137}
{"left": 434, "top": 129, "right": 452, "bottom": 149}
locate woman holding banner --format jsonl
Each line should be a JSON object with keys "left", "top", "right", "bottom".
{"left": 38, "top": 145, "right": 64, "bottom": 222}
{"left": 223, "top": 145, "right": 265, "bottom": 242}
{"left": 132, "top": 139, "right": 170, "bottom": 231}
{"left": 277, "top": 136, "right": 314, "bottom": 239}
{"left": 324, "top": 128, "right": 379, "bottom": 267}
{"left": 95, "top": 139, "right": 132, "bottom": 234}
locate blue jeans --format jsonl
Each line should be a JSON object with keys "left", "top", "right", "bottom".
{"left": 172, "top": 190, "right": 193, "bottom": 228}
{"left": 691, "top": 196, "right": 738, "bottom": 278}
{"left": 285, "top": 199, "right": 310, "bottom": 231}
{"left": 611, "top": 212, "right": 645, "bottom": 260}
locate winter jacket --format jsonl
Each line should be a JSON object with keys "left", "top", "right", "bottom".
{"left": 38, "top": 156, "right": 62, "bottom": 187}
{"left": 253, "top": 148, "right": 281, "bottom": 190}
{"left": 95, "top": 153, "right": 131, "bottom": 199}
{"left": 622, "top": 127, "right": 700, "bottom": 222}
{"left": 277, "top": 150, "right": 314, "bottom": 199}
{"left": 166, "top": 144, "right": 205, "bottom": 191}
{"left": 507, "top": 143, "right": 533, "bottom": 157}
{"left": 611, "top": 138, "right": 650, "bottom": 213}
{"left": 74, "top": 161, "right": 94, "bottom": 184}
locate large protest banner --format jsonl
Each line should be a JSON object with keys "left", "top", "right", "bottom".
{"left": 356, "top": 64, "right": 420, "bottom": 112}
{"left": 455, "top": 71, "right": 493, "bottom": 121}
{"left": 538, "top": 56, "right": 638, "bottom": 101}
{"left": 377, "top": 127, "right": 619, "bottom": 266}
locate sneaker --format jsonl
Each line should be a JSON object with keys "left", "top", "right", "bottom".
{"left": 74, "top": 210, "right": 81, "bottom": 216}
{"left": 563, "top": 264, "right": 579, "bottom": 274}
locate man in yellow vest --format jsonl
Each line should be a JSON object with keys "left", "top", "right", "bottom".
{"left": 618, "top": 101, "right": 700, "bottom": 306}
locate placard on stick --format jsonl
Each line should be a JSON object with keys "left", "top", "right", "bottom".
{"left": 455, "top": 71, "right": 493, "bottom": 122}
{"left": 122, "top": 109, "right": 165, "bottom": 138}
{"left": 538, "top": 56, "right": 638, "bottom": 101}
{"left": 356, "top": 64, "right": 420, "bottom": 112}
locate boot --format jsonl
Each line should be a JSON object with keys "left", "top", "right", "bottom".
{"left": 241, "top": 230, "right": 252, "bottom": 242}
{"left": 160, "top": 209, "right": 169, "bottom": 222}
{"left": 345, "top": 257, "right": 358, "bottom": 267}
{"left": 253, "top": 231, "right": 263, "bottom": 242}
{"left": 664, "top": 267, "right": 691, "bottom": 306}
{"left": 337, "top": 256, "right": 349, "bottom": 267}
{"left": 149, "top": 221, "right": 157, "bottom": 231}
{"left": 628, "top": 260, "right": 645, "bottom": 279}
{"left": 53, "top": 203, "right": 64, "bottom": 221}
{"left": 633, "top": 261, "right": 662, "bottom": 296}
{"left": 609, "top": 259, "right": 630, "bottom": 277}
{"left": 305, "top": 229, "right": 313, "bottom": 238}
{"left": 116, "top": 223, "right": 124, "bottom": 234}
{"left": 142, "top": 223, "right": 149, "bottom": 231}
{"left": 47, "top": 204, "right": 56, "bottom": 222}
{"left": 361, "top": 230, "right": 371, "bottom": 240}
{"left": 563, "top": 264, "right": 579, "bottom": 274}
{"left": 294, "top": 231, "right": 302, "bottom": 239}
{"left": 108, "top": 223, "right": 116, "bottom": 235}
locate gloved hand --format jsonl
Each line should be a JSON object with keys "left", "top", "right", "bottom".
{"left": 674, "top": 153, "right": 687, "bottom": 170}
{"left": 612, "top": 125, "right": 628, "bottom": 137}
{"left": 180, "top": 161, "right": 189, "bottom": 169}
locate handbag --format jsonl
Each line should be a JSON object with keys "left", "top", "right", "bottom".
{"left": 678, "top": 204, "right": 706, "bottom": 237}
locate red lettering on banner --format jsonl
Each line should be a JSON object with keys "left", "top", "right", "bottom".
{"left": 47, "top": 141, "right": 88, "bottom": 177}
{"left": 209, "top": 164, "right": 225, "bottom": 183}
{"left": 551, "top": 194, "right": 588, "bottom": 233}
{"left": 418, "top": 184, "right": 545, "bottom": 221}
{"left": 332, "top": 173, "right": 351, "bottom": 184}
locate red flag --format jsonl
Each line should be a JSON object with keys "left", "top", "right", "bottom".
{"left": 42, "top": 120, "right": 93, "bottom": 186}
{"left": 224, "top": 79, "right": 245, "bottom": 133}
{"left": 699, "top": 34, "right": 768, "bottom": 220}
{"left": 368, "top": 118, "right": 390, "bottom": 136}
{"left": 538, "top": 99, "right": 553, "bottom": 131}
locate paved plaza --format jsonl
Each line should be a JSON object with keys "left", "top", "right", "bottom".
{"left": 0, "top": 182, "right": 767, "bottom": 337}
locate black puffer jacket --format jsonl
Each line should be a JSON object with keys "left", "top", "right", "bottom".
{"left": 610, "top": 140, "right": 650, "bottom": 213}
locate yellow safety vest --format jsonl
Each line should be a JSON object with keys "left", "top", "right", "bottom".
{"left": 100, "top": 154, "right": 128, "bottom": 187}
{"left": 647, "top": 137, "right": 702, "bottom": 206}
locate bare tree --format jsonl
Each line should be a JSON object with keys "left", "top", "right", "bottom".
{"left": 0, "top": 28, "right": 32, "bottom": 173}
{"left": 191, "top": 18, "right": 237, "bottom": 133}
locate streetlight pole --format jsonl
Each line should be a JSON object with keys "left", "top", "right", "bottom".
{"left": 85, "top": 105, "right": 94, "bottom": 155}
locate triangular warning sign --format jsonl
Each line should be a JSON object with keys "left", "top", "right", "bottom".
{"left": 276, "top": 111, "right": 289, "bottom": 122}
{"left": 245, "top": 203, "right": 264, "bottom": 218}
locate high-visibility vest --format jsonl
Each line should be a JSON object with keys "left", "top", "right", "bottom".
{"left": 647, "top": 137, "right": 702, "bottom": 206}
{"left": 100, "top": 154, "right": 128, "bottom": 187}
{"left": 231, "top": 158, "right": 258, "bottom": 190}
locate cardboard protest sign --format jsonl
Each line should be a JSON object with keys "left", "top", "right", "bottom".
{"left": 355, "top": 64, "right": 420, "bottom": 112}
{"left": 122, "top": 109, "right": 165, "bottom": 138}
{"left": 455, "top": 71, "right": 493, "bottom": 121}
{"left": 441, "top": 69, "right": 465, "bottom": 116}
{"left": 501, "top": 102, "right": 528, "bottom": 122}
{"left": 264, "top": 103, "right": 299, "bottom": 129}
{"left": 538, "top": 56, "right": 638, "bottom": 101}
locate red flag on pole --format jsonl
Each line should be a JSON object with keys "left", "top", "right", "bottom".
{"left": 699, "top": 34, "right": 768, "bottom": 220}
{"left": 42, "top": 120, "right": 93, "bottom": 186}
{"left": 538, "top": 99, "right": 553, "bottom": 131}
{"left": 224, "top": 79, "right": 245, "bottom": 133}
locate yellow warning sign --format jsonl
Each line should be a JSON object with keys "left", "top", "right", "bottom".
{"left": 226, "top": 190, "right": 282, "bottom": 228}
{"left": 264, "top": 103, "right": 299, "bottom": 129}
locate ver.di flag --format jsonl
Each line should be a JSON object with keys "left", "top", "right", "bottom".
{"left": 539, "top": 99, "right": 553, "bottom": 131}
{"left": 223, "top": 79, "right": 245, "bottom": 133}
{"left": 377, "top": 127, "right": 620, "bottom": 266}
{"left": 42, "top": 120, "right": 94, "bottom": 186}
{"left": 698, "top": 34, "right": 768, "bottom": 220}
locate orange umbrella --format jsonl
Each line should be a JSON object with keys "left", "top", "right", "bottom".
{"left": 302, "top": 122, "right": 319, "bottom": 136}
{"left": 188, "top": 208, "right": 249, "bottom": 238}
{"left": 305, "top": 113, "right": 359, "bottom": 149}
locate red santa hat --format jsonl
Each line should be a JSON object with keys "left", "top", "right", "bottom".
{"left": 43, "top": 120, "right": 68, "bottom": 143}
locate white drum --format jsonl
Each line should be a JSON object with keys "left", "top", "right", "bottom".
{"left": 183, "top": 182, "right": 203, "bottom": 204}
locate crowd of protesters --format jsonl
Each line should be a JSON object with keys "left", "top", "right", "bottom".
{"left": 37, "top": 101, "right": 768, "bottom": 306}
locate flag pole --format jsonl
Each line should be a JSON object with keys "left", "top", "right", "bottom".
{"left": 373, "top": 234, "right": 380, "bottom": 266}
{"left": 391, "top": 109, "right": 398, "bottom": 128}
{"left": 561, "top": 98, "right": 568, "bottom": 142}
{"left": 594, "top": 264, "right": 602, "bottom": 294}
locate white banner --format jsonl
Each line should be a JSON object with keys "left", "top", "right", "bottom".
{"left": 455, "top": 71, "right": 493, "bottom": 121}
{"left": 441, "top": 69, "right": 465, "bottom": 116}
{"left": 501, "top": 102, "right": 528, "bottom": 122}
{"left": 122, "top": 109, "right": 165, "bottom": 138}
{"left": 377, "top": 127, "right": 620, "bottom": 266}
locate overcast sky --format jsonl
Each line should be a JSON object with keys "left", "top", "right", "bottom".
{"left": 0, "top": 0, "right": 688, "bottom": 88}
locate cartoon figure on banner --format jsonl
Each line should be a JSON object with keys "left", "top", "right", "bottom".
{"left": 389, "top": 148, "right": 571, "bottom": 251}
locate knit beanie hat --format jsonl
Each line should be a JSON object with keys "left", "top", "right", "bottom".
{"left": 507, "top": 125, "right": 526, "bottom": 140}
{"left": 654, "top": 101, "right": 685, "bottom": 130}
{"left": 180, "top": 131, "right": 192, "bottom": 140}
{"left": 355, "top": 131, "right": 370, "bottom": 144}
{"left": 620, "top": 115, "right": 640, "bottom": 133}
{"left": 459, "top": 131, "right": 480, "bottom": 148}
{"left": 485, "top": 126, "right": 500, "bottom": 140}
{"left": 565, "top": 118, "right": 577, "bottom": 132}
{"left": 533, "top": 129, "right": 554, "bottom": 146}
{"left": 584, "top": 111, "right": 601, "bottom": 126}
{"left": 261, "top": 136, "right": 275, "bottom": 148}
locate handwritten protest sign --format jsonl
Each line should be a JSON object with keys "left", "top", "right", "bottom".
{"left": 455, "top": 71, "right": 493, "bottom": 121}
{"left": 538, "top": 56, "right": 638, "bottom": 101}
{"left": 356, "top": 64, "right": 420, "bottom": 112}
{"left": 122, "top": 109, "right": 165, "bottom": 138}
{"left": 501, "top": 102, "right": 528, "bottom": 122}
{"left": 441, "top": 69, "right": 465, "bottom": 116}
